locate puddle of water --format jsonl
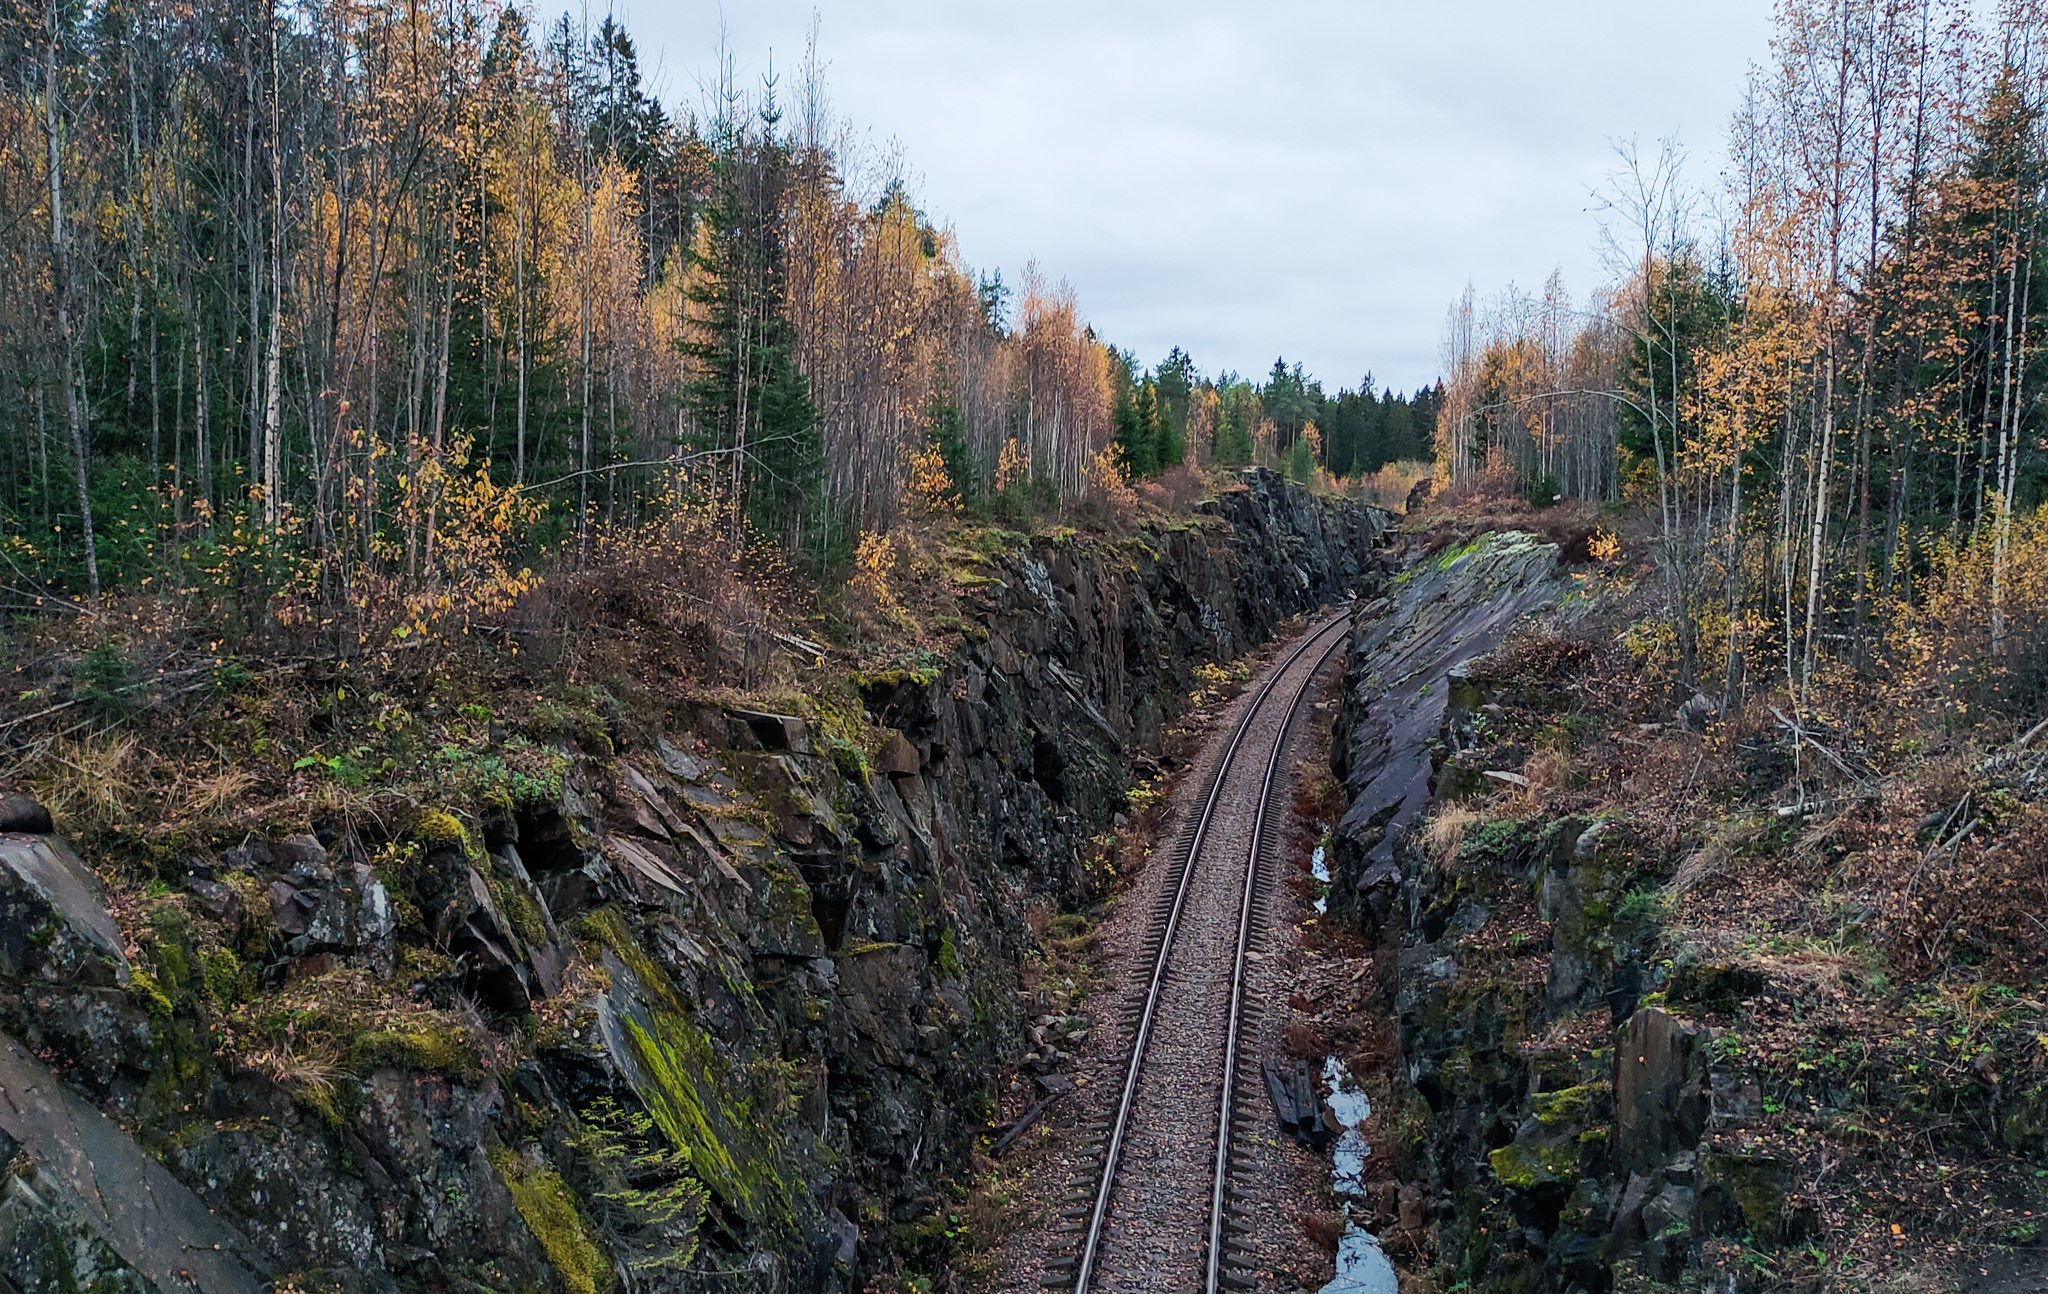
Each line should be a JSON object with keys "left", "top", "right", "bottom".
{"left": 1318, "top": 1056, "right": 1398, "bottom": 1294}
{"left": 1311, "top": 842, "right": 1329, "bottom": 914}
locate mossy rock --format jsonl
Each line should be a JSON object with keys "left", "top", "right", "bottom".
{"left": 126, "top": 967, "right": 175, "bottom": 1019}
{"left": 411, "top": 809, "right": 472, "bottom": 857}
{"left": 1531, "top": 1081, "right": 1611, "bottom": 1128}
{"left": 490, "top": 1148, "right": 613, "bottom": 1294}
{"left": 486, "top": 874, "right": 550, "bottom": 947}
{"left": 1666, "top": 963, "right": 1766, "bottom": 1015}
{"left": 1699, "top": 1152, "right": 1805, "bottom": 1241}
{"left": 1488, "top": 1136, "right": 1581, "bottom": 1191}
{"left": 346, "top": 1024, "right": 481, "bottom": 1079}
{"left": 935, "top": 926, "right": 963, "bottom": 980}
{"left": 584, "top": 908, "right": 791, "bottom": 1230}
{"left": 199, "top": 947, "right": 249, "bottom": 1006}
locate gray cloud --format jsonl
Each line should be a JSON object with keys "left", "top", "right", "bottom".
{"left": 618, "top": 1, "right": 1775, "bottom": 392}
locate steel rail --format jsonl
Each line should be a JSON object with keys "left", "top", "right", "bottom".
{"left": 1203, "top": 618, "right": 1352, "bottom": 1294}
{"left": 1067, "top": 610, "right": 1352, "bottom": 1294}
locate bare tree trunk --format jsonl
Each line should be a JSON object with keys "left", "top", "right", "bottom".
{"left": 515, "top": 186, "right": 528, "bottom": 483}
{"left": 1993, "top": 184, "right": 2035, "bottom": 652}
{"left": 195, "top": 324, "right": 211, "bottom": 524}
{"left": 261, "top": 11, "right": 284, "bottom": 528}
{"left": 45, "top": 0, "right": 98, "bottom": 597}
{"left": 578, "top": 188, "right": 593, "bottom": 567}
{"left": 1802, "top": 344, "right": 1836, "bottom": 708}
{"left": 245, "top": 17, "right": 263, "bottom": 498}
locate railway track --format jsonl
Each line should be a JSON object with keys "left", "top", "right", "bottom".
{"left": 1043, "top": 611, "right": 1353, "bottom": 1294}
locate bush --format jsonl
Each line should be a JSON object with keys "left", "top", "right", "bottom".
{"left": 1891, "top": 504, "right": 2048, "bottom": 726}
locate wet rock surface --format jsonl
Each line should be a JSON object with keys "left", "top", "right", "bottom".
{"left": 0, "top": 471, "right": 1384, "bottom": 1293}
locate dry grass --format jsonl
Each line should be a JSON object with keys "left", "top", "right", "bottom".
{"left": 1300, "top": 1209, "right": 1346, "bottom": 1255}
{"left": 251, "top": 1036, "right": 344, "bottom": 1100}
{"left": 1294, "top": 758, "right": 1347, "bottom": 821}
{"left": 172, "top": 763, "right": 260, "bottom": 820}
{"left": 1283, "top": 1020, "right": 1327, "bottom": 1058}
{"left": 1669, "top": 813, "right": 1768, "bottom": 899}
{"left": 32, "top": 734, "right": 146, "bottom": 830}
{"left": 1521, "top": 748, "right": 1573, "bottom": 798}
{"left": 1356, "top": 460, "right": 1435, "bottom": 513}
{"left": 1420, "top": 805, "right": 1477, "bottom": 863}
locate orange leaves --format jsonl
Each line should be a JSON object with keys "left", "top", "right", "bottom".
{"left": 1084, "top": 445, "right": 1137, "bottom": 515}
{"left": 851, "top": 531, "right": 897, "bottom": 612}
{"left": 345, "top": 433, "right": 545, "bottom": 652}
{"left": 1886, "top": 503, "right": 2048, "bottom": 723}
{"left": 904, "top": 443, "right": 959, "bottom": 517}
{"left": 993, "top": 439, "right": 1030, "bottom": 496}
{"left": 1012, "top": 265, "right": 1115, "bottom": 496}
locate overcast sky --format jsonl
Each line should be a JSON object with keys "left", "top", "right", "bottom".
{"left": 614, "top": 1, "right": 1778, "bottom": 394}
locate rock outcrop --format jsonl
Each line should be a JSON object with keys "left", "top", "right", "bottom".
{"left": 0, "top": 830, "right": 266, "bottom": 1294}
{"left": 1327, "top": 531, "right": 1564, "bottom": 934}
{"left": 0, "top": 470, "right": 1384, "bottom": 1294}
{"left": 1325, "top": 530, "right": 1839, "bottom": 1291}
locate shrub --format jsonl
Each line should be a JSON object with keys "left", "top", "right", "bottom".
{"left": 1891, "top": 504, "right": 2048, "bottom": 727}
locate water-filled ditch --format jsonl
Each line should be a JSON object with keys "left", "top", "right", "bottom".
{"left": 1318, "top": 1055, "right": 1397, "bottom": 1294}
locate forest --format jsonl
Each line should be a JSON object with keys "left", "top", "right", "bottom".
{"left": 0, "top": 0, "right": 1430, "bottom": 649}
{"left": 1434, "top": 0, "right": 2048, "bottom": 726}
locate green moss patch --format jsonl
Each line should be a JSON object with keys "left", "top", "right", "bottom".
{"left": 491, "top": 1148, "right": 613, "bottom": 1294}
{"left": 1530, "top": 1081, "right": 1610, "bottom": 1127}
{"left": 1488, "top": 1137, "right": 1581, "bottom": 1190}
{"left": 486, "top": 873, "right": 550, "bottom": 946}
{"left": 345, "top": 1024, "right": 482, "bottom": 1079}
{"left": 584, "top": 907, "right": 789, "bottom": 1230}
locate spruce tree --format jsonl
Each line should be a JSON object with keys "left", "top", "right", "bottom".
{"left": 1287, "top": 434, "right": 1315, "bottom": 483}
{"left": 1115, "top": 377, "right": 1156, "bottom": 477}
{"left": 1156, "top": 347, "right": 1196, "bottom": 433}
{"left": 1143, "top": 379, "right": 1182, "bottom": 470}
{"left": 681, "top": 98, "right": 827, "bottom": 557}
{"left": 925, "top": 391, "right": 977, "bottom": 498}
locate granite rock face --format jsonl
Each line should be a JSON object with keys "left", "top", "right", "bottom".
{"left": 1324, "top": 531, "right": 1822, "bottom": 1291}
{"left": 1327, "top": 531, "right": 1564, "bottom": 935}
{"left": 0, "top": 470, "right": 1385, "bottom": 1294}
{"left": 0, "top": 827, "right": 264, "bottom": 1294}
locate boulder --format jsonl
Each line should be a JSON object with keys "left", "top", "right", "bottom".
{"left": 727, "top": 708, "right": 813, "bottom": 753}
{"left": 0, "top": 792, "right": 53, "bottom": 834}
{"left": 0, "top": 833, "right": 130, "bottom": 988}
{"left": 1613, "top": 1008, "right": 1710, "bottom": 1173}
{"left": 876, "top": 731, "right": 923, "bottom": 777}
